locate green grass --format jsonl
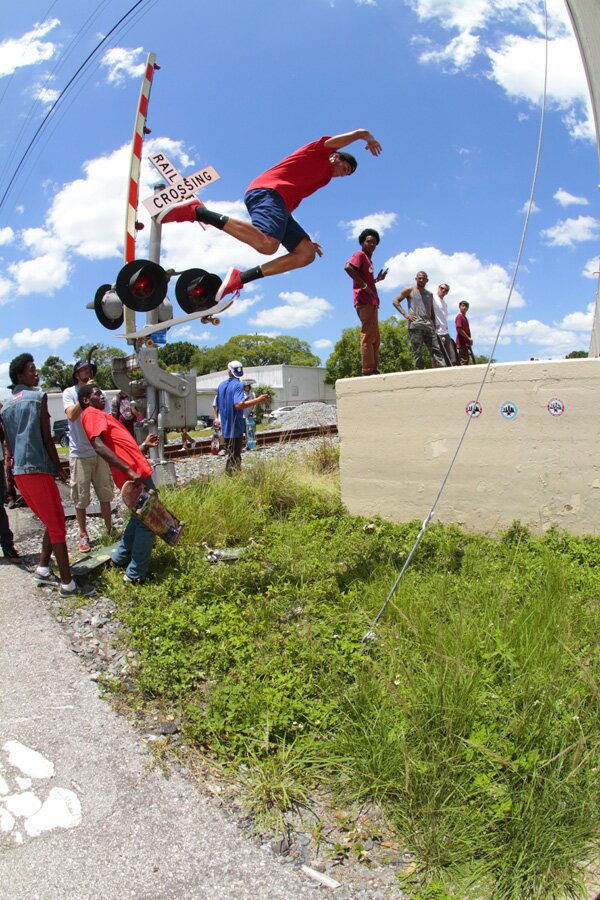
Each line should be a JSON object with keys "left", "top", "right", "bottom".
{"left": 101, "top": 450, "right": 599, "bottom": 898}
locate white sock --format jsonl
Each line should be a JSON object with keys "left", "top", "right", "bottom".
{"left": 36, "top": 566, "right": 50, "bottom": 576}
{"left": 61, "top": 579, "right": 76, "bottom": 591}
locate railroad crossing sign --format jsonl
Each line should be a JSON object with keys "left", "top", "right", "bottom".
{"left": 143, "top": 152, "right": 219, "bottom": 218}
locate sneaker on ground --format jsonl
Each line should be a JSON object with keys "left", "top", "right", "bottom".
{"left": 157, "top": 198, "right": 204, "bottom": 225}
{"left": 214, "top": 267, "right": 243, "bottom": 304}
{"left": 123, "top": 573, "right": 151, "bottom": 585}
{"left": 34, "top": 570, "right": 60, "bottom": 587}
{"left": 59, "top": 581, "right": 94, "bottom": 598}
{"left": 78, "top": 533, "right": 91, "bottom": 553}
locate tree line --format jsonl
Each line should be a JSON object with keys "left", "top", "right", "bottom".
{"left": 38, "top": 331, "right": 587, "bottom": 391}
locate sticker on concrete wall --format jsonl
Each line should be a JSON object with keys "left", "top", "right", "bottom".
{"left": 547, "top": 397, "right": 565, "bottom": 417}
{"left": 466, "top": 401, "right": 483, "bottom": 418}
{"left": 500, "top": 401, "right": 518, "bottom": 420}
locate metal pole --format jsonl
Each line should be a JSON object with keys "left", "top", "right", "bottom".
{"left": 142, "top": 183, "right": 165, "bottom": 462}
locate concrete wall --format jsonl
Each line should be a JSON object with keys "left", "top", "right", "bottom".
{"left": 336, "top": 358, "right": 600, "bottom": 536}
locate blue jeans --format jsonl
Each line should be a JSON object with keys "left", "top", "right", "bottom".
{"left": 112, "top": 477, "right": 156, "bottom": 581}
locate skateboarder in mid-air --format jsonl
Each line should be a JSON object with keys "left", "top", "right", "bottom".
{"left": 159, "top": 129, "right": 382, "bottom": 304}
{"left": 77, "top": 384, "right": 159, "bottom": 585}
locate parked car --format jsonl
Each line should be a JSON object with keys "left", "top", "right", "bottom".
{"left": 265, "top": 406, "right": 297, "bottom": 421}
{"left": 196, "top": 415, "right": 213, "bottom": 429}
{"left": 53, "top": 419, "right": 70, "bottom": 447}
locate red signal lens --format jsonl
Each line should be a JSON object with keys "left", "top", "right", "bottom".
{"left": 132, "top": 274, "right": 154, "bottom": 299}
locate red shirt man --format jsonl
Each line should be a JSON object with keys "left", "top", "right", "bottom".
{"left": 455, "top": 301, "right": 473, "bottom": 366}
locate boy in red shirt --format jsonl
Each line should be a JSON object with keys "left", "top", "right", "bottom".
{"left": 78, "top": 384, "right": 158, "bottom": 584}
{"left": 344, "top": 228, "right": 387, "bottom": 376}
{"left": 455, "top": 301, "right": 473, "bottom": 366}
{"left": 159, "top": 129, "right": 382, "bottom": 304}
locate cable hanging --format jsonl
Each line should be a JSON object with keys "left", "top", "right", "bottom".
{"left": 364, "top": 0, "right": 550, "bottom": 641}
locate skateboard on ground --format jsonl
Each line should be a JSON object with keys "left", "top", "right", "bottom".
{"left": 71, "top": 541, "right": 121, "bottom": 579}
{"left": 121, "top": 481, "right": 184, "bottom": 546}
{"left": 211, "top": 423, "right": 221, "bottom": 455}
{"left": 245, "top": 416, "right": 257, "bottom": 450}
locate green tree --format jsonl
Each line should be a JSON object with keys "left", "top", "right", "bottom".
{"left": 72, "top": 343, "right": 127, "bottom": 390}
{"left": 565, "top": 349, "right": 588, "bottom": 359}
{"left": 188, "top": 334, "right": 321, "bottom": 375}
{"left": 39, "top": 356, "right": 73, "bottom": 390}
{"left": 325, "top": 317, "right": 414, "bottom": 384}
{"left": 158, "top": 341, "right": 198, "bottom": 369}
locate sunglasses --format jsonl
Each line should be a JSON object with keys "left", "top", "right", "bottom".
{"left": 439, "top": 286, "right": 449, "bottom": 292}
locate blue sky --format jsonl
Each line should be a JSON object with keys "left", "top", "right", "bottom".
{"left": 1, "top": 0, "right": 599, "bottom": 393}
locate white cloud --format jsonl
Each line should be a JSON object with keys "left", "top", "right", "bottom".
{"left": 582, "top": 257, "right": 600, "bottom": 279}
{"left": 31, "top": 80, "right": 60, "bottom": 105}
{"left": 0, "top": 278, "right": 12, "bottom": 304}
{"left": 380, "top": 245, "right": 525, "bottom": 316}
{"left": 501, "top": 319, "right": 584, "bottom": 356}
{"left": 221, "top": 295, "right": 262, "bottom": 317}
{"left": 519, "top": 200, "right": 540, "bottom": 214}
{"left": 418, "top": 31, "right": 480, "bottom": 69}
{"left": 340, "top": 211, "right": 397, "bottom": 240}
{"left": 0, "top": 228, "right": 14, "bottom": 246}
{"left": 553, "top": 187, "right": 588, "bottom": 207}
{"left": 12, "top": 327, "right": 71, "bottom": 350}
{"left": 559, "top": 302, "right": 595, "bottom": 331}
{"left": 0, "top": 19, "right": 59, "bottom": 78}
{"left": 8, "top": 253, "right": 70, "bottom": 295}
{"left": 101, "top": 47, "right": 146, "bottom": 85}
{"left": 540, "top": 215, "right": 600, "bottom": 248}
{"left": 169, "top": 325, "right": 212, "bottom": 342}
{"left": 249, "top": 290, "right": 333, "bottom": 329}
{"left": 314, "top": 338, "right": 333, "bottom": 350}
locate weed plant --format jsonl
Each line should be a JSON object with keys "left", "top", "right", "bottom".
{"left": 104, "top": 454, "right": 600, "bottom": 898}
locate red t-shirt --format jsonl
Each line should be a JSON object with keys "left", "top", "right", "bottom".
{"left": 455, "top": 312, "right": 471, "bottom": 348}
{"left": 347, "top": 249, "right": 379, "bottom": 308}
{"left": 81, "top": 406, "right": 152, "bottom": 489}
{"left": 246, "top": 137, "right": 334, "bottom": 212}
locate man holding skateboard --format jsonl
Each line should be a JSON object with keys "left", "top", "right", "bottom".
{"left": 160, "top": 129, "right": 382, "bottom": 305}
{"left": 77, "top": 384, "right": 159, "bottom": 584}
{"left": 215, "top": 361, "right": 269, "bottom": 472}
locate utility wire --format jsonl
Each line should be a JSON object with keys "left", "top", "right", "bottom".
{"left": 365, "top": 0, "right": 550, "bottom": 639}
{"left": 0, "top": 0, "right": 149, "bottom": 216}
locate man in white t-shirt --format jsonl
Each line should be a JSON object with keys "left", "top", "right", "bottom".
{"left": 433, "top": 282, "right": 457, "bottom": 366}
{"left": 62, "top": 360, "right": 113, "bottom": 552}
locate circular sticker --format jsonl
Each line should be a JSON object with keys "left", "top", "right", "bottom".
{"left": 500, "top": 401, "right": 518, "bottom": 420}
{"left": 547, "top": 398, "right": 565, "bottom": 417}
{"left": 466, "top": 401, "right": 483, "bottom": 418}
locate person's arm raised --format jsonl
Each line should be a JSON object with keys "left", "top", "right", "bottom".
{"left": 324, "top": 130, "right": 381, "bottom": 156}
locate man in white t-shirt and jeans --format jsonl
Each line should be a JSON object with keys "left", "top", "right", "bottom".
{"left": 433, "top": 282, "right": 457, "bottom": 366}
{"left": 62, "top": 360, "right": 113, "bottom": 552}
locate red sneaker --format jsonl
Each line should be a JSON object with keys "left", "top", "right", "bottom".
{"left": 157, "top": 198, "right": 205, "bottom": 225}
{"left": 215, "top": 268, "right": 243, "bottom": 304}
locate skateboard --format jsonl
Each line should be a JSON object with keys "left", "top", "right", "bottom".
{"left": 71, "top": 541, "right": 121, "bottom": 579}
{"left": 245, "top": 416, "right": 257, "bottom": 450}
{"left": 121, "top": 481, "right": 184, "bottom": 546}
{"left": 211, "top": 422, "right": 221, "bottom": 455}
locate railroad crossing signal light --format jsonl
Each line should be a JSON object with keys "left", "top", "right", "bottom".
{"left": 93, "top": 283, "right": 123, "bottom": 330}
{"left": 115, "top": 258, "right": 168, "bottom": 312}
{"left": 175, "top": 268, "right": 221, "bottom": 314}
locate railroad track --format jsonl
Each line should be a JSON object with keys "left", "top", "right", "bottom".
{"left": 59, "top": 424, "right": 338, "bottom": 472}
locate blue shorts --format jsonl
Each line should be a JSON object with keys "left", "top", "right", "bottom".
{"left": 244, "top": 188, "right": 310, "bottom": 253}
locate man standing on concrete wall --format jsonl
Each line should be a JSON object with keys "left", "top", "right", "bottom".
{"left": 63, "top": 360, "right": 113, "bottom": 552}
{"left": 392, "top": 271, "right": 445, "bottom": 369}
{"left": 433, "top": 282, "right": 457, "bottom": 365}
{"left": 344, "top": 228, "right": 388, "bottom": 376}
{"left": 455, "top": 301, "right": 474, "bottom": 365}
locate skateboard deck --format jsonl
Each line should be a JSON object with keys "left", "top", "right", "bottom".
{"left": 245, "top": 416, "right": 257, "bottom": 450}
{"left": 121, "top": 481, "right": 184, "bottom": 546}
{"left": 116, "top": 296, "right": 234, "bottom": 341}
{"left": 71, "top": 541, "right": 121, "bottom": 578}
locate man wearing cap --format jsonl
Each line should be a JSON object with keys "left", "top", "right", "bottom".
{"left": 215, "top": 362, "right": 269, "bottom": 472}
{"left": 62, "top": 359, "right": 113, "bottom": 552}
{"left": 159, "top": 129, "right": 382, "bottom": 307}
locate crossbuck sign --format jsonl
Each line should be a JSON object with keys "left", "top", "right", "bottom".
{"left": 143, "top": 152, "right": 220, "bottom": 218}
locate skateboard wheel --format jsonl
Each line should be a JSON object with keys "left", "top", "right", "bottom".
{"left": 145, "top": 337, "right": 155, "bottom": 347}
{"left": 211, "top": 317, "right": 220, "bottom": 326}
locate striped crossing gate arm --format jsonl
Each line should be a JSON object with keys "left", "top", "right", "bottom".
{"left": 123, "top": 51, "right": 158, "bottom": 336}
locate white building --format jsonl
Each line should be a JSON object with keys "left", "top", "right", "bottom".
{"left": 46, "top": 389, "right": 120, "bottom": 427}
{"left": 196, "top": 365, "right": 335, "bottom": 417}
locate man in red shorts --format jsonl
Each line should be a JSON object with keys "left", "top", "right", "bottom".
{"left": 1, "top": 354, "right": 77, "bottom": 595}
{"left": 160, "top": 129, "right": 382, "bottom": 304}
{"left": 77, "top": 384, "right": 159, "bottom": 584}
